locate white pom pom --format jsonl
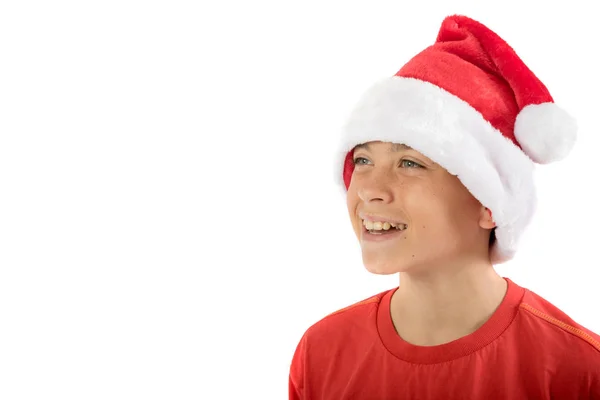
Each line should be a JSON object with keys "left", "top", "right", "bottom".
{"left": 514, "top": 103, "right": 577, "bottom": 164}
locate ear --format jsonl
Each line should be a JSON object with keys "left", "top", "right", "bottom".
{"left": 479, "top": 207, "right": 496, "bottom": 229}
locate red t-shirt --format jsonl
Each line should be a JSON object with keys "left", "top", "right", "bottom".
{"left": 289, "top": 278, "right": 600, "bottom": 399}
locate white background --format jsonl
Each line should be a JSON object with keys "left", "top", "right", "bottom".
{"left": 1, "top": 0, "right": 598, "bottom": 399}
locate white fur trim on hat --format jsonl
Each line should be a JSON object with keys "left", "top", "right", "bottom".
{"left": 514, "top": 102, "right": 577, "bottom": 164}
{"left": 334, "top": 76, "right": 537, "bottom": 264}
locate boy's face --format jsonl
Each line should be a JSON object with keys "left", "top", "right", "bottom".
{"left": 346, "top": 141, "right": 494, "bottom": 275}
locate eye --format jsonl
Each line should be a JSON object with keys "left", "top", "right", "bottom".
{"left": 400, "top": 159, "right": 423, "bottom": 168}
{"left": 353, "top": 157, "right": 370, "bottom": 165}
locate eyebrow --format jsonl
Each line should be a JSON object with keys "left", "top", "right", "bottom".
{"left": 354, "top": 143, "right": 412, "bottom": 152}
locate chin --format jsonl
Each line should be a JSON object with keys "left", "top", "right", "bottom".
{"left": 362, "top": 257, "right": 411, "bottom": 275}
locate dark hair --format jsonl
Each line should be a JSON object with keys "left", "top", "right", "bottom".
{"left": 489, "top": 227, "right": 497, "bottom": 247}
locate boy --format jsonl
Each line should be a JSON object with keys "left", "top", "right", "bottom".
{"left": 289, "top": 15, "right": 600, "bottom": 399}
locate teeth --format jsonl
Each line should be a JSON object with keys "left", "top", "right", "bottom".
{"left": 362, "top": 219, "right": 407, "bottom": 231}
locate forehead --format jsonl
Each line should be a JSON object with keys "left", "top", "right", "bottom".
{"left": 354, "top": 142, "right": 412, "bottom": 152}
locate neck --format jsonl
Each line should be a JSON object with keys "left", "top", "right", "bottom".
{"left": 390, "top": 259, "right": 507, "bottom": 346}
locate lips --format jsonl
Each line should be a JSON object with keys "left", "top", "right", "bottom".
{"left": 358, "top": 213, "right": 407, "bottom": 226}
{"left": 361, "top": 223, "right": 408, "bottom": 242}
{"left": 357, "top": 212, "right": 409, "bottom": 243}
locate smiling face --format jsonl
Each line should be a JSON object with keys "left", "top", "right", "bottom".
{"left": 346, "top": 141, "right": 495, "bottom": 275}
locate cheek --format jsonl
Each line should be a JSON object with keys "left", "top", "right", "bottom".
{"left": 346, "top": 189, "right": 358, "bottom": 214}
{"left": 406, "top": 186, "right": 466, "bottom": 230}
{"left": 346, "top": 190, "right": 361, "bottom": 232}
{"left": 418, "top": 187, "right": 481, "bottom": 234}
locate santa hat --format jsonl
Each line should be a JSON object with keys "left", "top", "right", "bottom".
{"left": 335, "top": 15, "right": 577, "bottom": 264}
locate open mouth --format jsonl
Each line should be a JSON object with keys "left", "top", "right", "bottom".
{"left": 364, "top": 227, "right": 407, "bottom": 235}
{"left": 362, "top": 219, "right": 408, "bottom": 235}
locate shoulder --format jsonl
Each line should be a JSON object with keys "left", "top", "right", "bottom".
{"left": 515, "top": 284, "right": 600, "bottom": 377}
{"left": 289, "top": 289, "right": 393, "bottom": 397}
{"left": 290, "top": 288, "right": 392, "bottom": 357}
{"left": 304, "top": 289, "right": 391, "bottom": 340}
{"left": 518, "top": 286, "right": 600, "bottom": 351}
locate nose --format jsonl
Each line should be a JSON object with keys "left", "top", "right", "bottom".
{"left": 357, "top": 168, "right": 395, "bottom": 203}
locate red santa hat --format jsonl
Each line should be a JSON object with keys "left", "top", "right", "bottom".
{"left": 335, "top": 15, "right": 577, "bottom": 264}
